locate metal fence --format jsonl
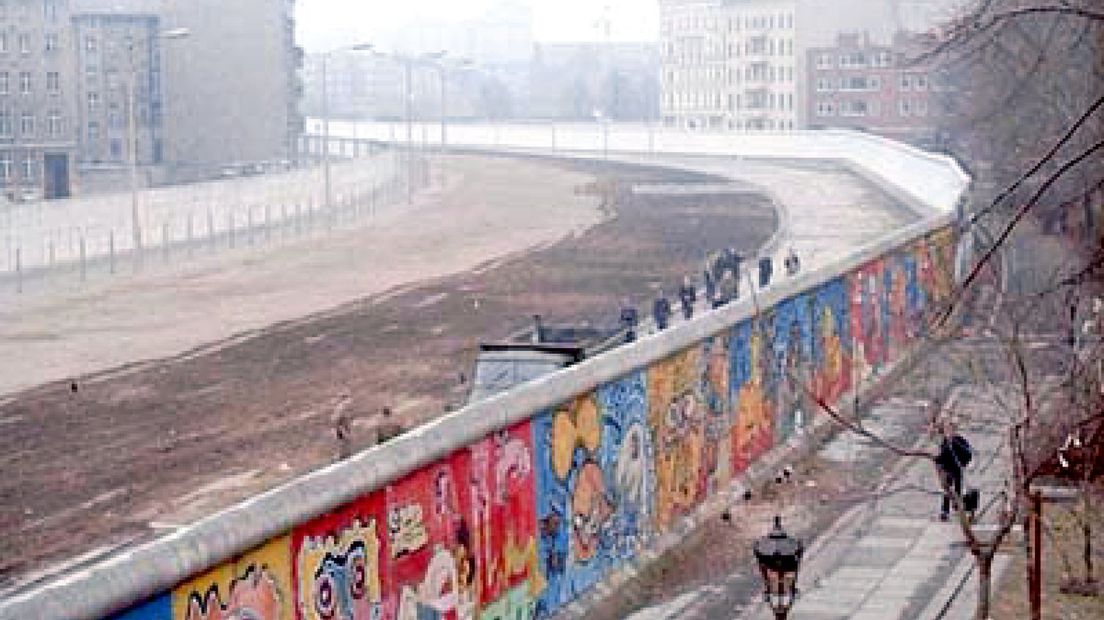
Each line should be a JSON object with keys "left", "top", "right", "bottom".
{"left": 0, "top": 147, "right": 427, "bottom": 296}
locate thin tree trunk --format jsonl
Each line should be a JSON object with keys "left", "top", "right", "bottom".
{"left": 1083, "top": 484, "right": 1094, "bottom": 583}
{"left": 977, "top": 552, "right": 994, "bottom": 620}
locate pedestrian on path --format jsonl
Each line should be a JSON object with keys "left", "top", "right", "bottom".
{"left": 620, "top": 299, "right": 639, "bottom": 343}
{"left": 784, "top": 246, "right": 802, "bottom": 276}
{"left": 758, "top": 255, "right": 773, "bottom": 288}
{"left": 653, "top": 290, "right": 672, "bottom": 330}
{"left": 678, "top": 276, "right": 696, "bottom": 320}
{"left": 331, "top": 390, "right": 354, "bottom": 461}
{"left": 703, "top": 268, "right": 716, "bottom": 307}
{"left": 935, "top": 422, "right": 972, "bottom": 520}
{"left": 716, "top": 271, "right": 738, "bottom": 307}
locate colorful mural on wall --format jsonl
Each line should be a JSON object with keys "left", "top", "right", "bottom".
{"left": 109, "top": 226, "right": 958, "bottom": 620}
{"left": 532, "top": 370, "right": 655, "bottom": 616}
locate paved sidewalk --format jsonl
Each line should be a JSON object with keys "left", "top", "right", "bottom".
{"left": 740, "top": 384, "right": 1014, "bottom": 620}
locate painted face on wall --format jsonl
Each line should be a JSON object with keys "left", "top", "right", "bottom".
{"left": 311, "top": 542, "right": 376, "bottom": 620}
{"left": 570, "top": 461, "right": 612, "bottom": 563}
{"left": 297, "top": 520, "right": 382, "bottom": 620}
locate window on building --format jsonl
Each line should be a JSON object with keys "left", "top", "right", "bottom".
{"left": 0, "top": 110, "right": 10, "bottom": 136}
{"left": 85, "top": 34, "right": 97, "bottom": 53}
{"left": 0, "top": 33, "right": 7, "bottom": 53}
{"left": 47, "top": 111, "right": 62, "bottom": 136}
{"left": 18, "top": 33, "right": 29, "bottom": 55}
{"left": 87, "top": 120, "right": 99, "bottom": 140}
{"left": 87, "top": 91, "right": 98, "bottom": 111}
{"left": 0, "top": 72, "right": 7, "bottom": 95}
{"left": 841, "top": 100, "right": 868, "bottom": 117}
{"left": 915, "top": 75, "right": 928, "bottom": 90}
{"left": 900, "top": 74, "right": 912, "bottom": 90}
{"left": 19, "top": 71, "right": 30, "bottom": 94}
{"left": 22, "top": 155, "right": 35, "bottom": 180}
{"left": 46, "top": 71, "right": 59, "bottom": 93}
{"left": 816, "top": 101, "right": 835, "bottom": 117}
{"left": 0, "top": 155, "right": 10, "bottom": 180}
{"left": 110, "top": 138, "right": 122, "bottom": 161}
{"left": 20, "top": 111, "right": 33, "bottom": 135}
{"left": 916, "top": 99, "right": 928, "bottom": 116}
{"left": 899, "top": 100, "right": 911, "bottom": 116}
{"left": 816, "top": 77, "right": 833, "bottom": 92}
{"left": 45, "top": 33, "right": 58, "bottom": 52}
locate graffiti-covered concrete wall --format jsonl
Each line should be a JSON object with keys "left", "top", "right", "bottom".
{"left": 0, "top": 133, "right": 968, "bottom": 620}
{"left": 10, "top": 226, "right": 954, "bottom": 620}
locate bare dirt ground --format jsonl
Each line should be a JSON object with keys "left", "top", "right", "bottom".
{"left": 0, "top": 155, "right": 778, "bottom": 589}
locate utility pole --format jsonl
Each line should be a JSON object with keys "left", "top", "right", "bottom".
{"left": 322, "top": 53, "right": 332, "bottom": 212}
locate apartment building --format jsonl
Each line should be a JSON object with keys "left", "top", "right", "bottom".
{"left": 659, "top": 0, "right": 798, "bottom": 131}
{"left": 0, "top": 0, "right": 78, "bottom": 199}
{"left": 806, "top": 31, "right": 947, "bottom": 144}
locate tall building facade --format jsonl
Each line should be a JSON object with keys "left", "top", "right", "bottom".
{"left": 160, "top": 0, "right": 301, "bottom": 182}
{"left": 806, "top": 31, "right": 947, "bottom": 145}
{"left": 659, "top": 0, "right": 798, "bottom": 131}
{"left": 1, "top": 0, "right": 301, "bottom": 198}
{"left": 657, "top": 0, "right": 965, "bottom": 132}
{"left": 71, "top": 8, "right": 164, "bottom": 187}
{"left": 0, "top": 0, "right": 78, "bottom": 199}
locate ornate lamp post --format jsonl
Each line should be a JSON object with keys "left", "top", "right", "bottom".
{"left": 753, "top": 515, "right": 804, "bottom": 619}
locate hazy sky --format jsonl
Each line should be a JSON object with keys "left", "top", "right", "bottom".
{"left": 296, "top": 0, "right": 660, "bottom": 52}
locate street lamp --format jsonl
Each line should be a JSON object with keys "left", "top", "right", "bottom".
{"left": 593, "top": 109, "right": 609, "bottom": 160}
{"left": 321, "top": 43, "right": 374, "bottom": 213}
{"left": 127, "top": 27, "right": 189, "bottom": 258}
{"left": 753, "top": 515, "right": 804, "bottom": 620}
{"left": 371, "top": 49, "right": 458, "bottom": 203}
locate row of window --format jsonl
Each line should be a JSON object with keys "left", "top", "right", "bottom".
{"left": 0, "top": 155, "right": 39, "bottom": 182}
{"left": 0, "top": 70, "right": 62, "bottom": 95}
{"left": 664, "top": 12, "right": 795, "bottom": 34}
{"left": 667, "top": 65, "right": 796, "bottom": 86}
{"left": 814, "top": 99, "right": 930, "bottom": 117}
{"left": 0, "top": 0, "right": 64, "bottom": 22}
{"left": 816, "top": 51, "right": 895, "bottom": 70}
{"left": 665, "top": 91, "right": 796, "bottom": 113}
{"left": 665, "top": 37, "right": 795, "bottom": 63}
{"left": 0, "top": 31, "right": 61, "bottom": 54}
{"left": 0, "top": 110, "right": 64, "bottom": 137}
{"left": 815, "top": 73, "right": 929, "bottom": 92}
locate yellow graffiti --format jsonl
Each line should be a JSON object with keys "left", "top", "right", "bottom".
{"left": 173, "top": 536, "right": 293, "bottom": 620}
{"left": 551, "top": 395, "right": 601, "bottom": 479}
{"left": 648, "top": 348, "right": 706, "bottom": 531}
{"left": 734, "top": 332, "right": 771, "bottom": 462}
{"left": 503, "top": 533, "right": 546, "bottom": 597}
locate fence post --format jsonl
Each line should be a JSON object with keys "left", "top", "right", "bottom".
{"left": 228, "top": 212, "right": 235, "bottom": 248}
{"left": 109, "top": 230, "right": 116, "bottom": 274}
{"left": 162, "top": 222, "right": 170, "bottom": 263}
{"left": 207, "top": 208, "right": 215, "bottom": 249}
{"left": 80, "top": 235, "right": 87, "bottom": 281}
{"left": 48, "top": 239, "right": 55, "bottom": 269}
{"left": 15, "top": 247, "right": 21, "bottom": 293}
{"left": 187, "top": 212, "right": 194, "bottom": 257}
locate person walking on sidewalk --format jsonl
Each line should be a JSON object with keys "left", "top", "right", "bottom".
{"left": 653, "top": 290, "right": 672, "bottom": 331}
{"left": 935, "top": 422, "right": 973, "bottom": 520}
{"left": 678, "top": 276, "right": 696, "bottom": 320}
